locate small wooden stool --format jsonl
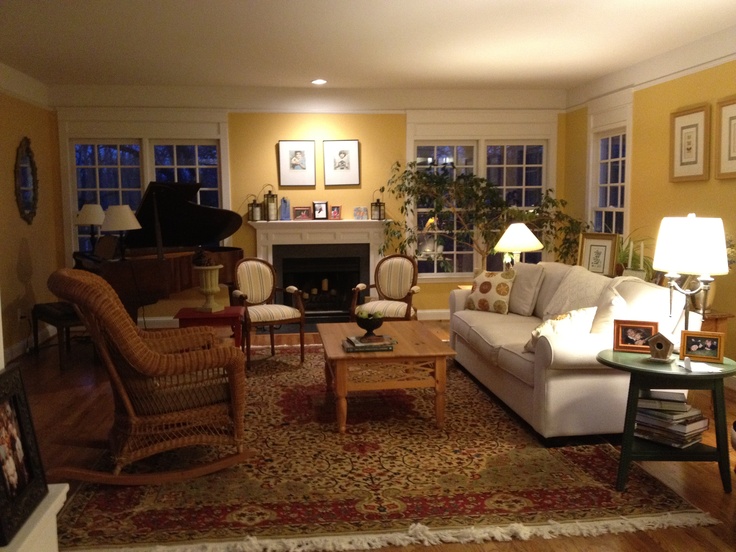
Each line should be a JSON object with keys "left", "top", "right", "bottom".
{"left": 32, "top": 302, "right": 85, "bottom": 370}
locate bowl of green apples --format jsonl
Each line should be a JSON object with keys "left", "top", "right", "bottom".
{"left": 355, "top": 310, "right": 384, "bottom": 337}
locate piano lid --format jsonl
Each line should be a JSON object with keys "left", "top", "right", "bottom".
{"left": 125, "top": 182, "right": 242, "bottom": 249}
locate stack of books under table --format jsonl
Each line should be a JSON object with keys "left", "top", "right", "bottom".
{"left": 634, "top": 390, "right": 709, "bottom": 449}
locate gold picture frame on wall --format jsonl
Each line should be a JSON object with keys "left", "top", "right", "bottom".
{"left": 670, "top": 103, "right": 710, "bottom": 182}
{"left": 716, "top": 95, "right": 736, "bottom": 179}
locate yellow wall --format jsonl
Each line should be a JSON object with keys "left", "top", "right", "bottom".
{"left": 559, "top": 107, "right": 589, "bottom": 221}
{"left": 0, "top": 92, "right": 62, "bottom": 351}
{"left": 631, "top": 60, "right": 736, "bottom": 358}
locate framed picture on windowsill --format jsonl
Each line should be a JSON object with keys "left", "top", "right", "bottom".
{"left": 670, "top": 104, "right": 710, "bottom": 182}
{"left": 578, "top": 233, "right": 618, "bottom": 276}
{"left": 0, "top": 365, "right": 48, "bottom": 546}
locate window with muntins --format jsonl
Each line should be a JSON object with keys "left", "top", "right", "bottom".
{"left": 415, "top": 143, "right": 476, "bottom": 276}
{"left": 73, "top": 140, "right": 222, "bottom": 251}
{"left": 593, "top": 131, "right": 626, "bottom": 235}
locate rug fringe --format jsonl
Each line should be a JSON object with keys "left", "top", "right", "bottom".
{"left": 73, "top": 511, "right": 719, "bottom": 552}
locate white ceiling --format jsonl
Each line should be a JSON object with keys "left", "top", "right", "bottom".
{"left": 2, "top": 0, "right": 736, "bottom": 92}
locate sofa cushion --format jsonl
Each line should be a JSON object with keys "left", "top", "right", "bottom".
{"left": 498, "top": 343, "right": 535, "bottom": 386}
{"left": 590, "top": 284, "right": 627, "bottom": 334}
{"left": 533, "top": 262, "right": 573, "bottom": 319}
{"left": 508, "top": 262, "right": 546, "bottom": 316}
{"left": 524, "top": 306, "right": 597, "bottom": 352}
{"left": 465, "top": 269, "right": 516, "bottom": 314}
{"left": 542, "top": 265, "right": 610, "bottom": 319}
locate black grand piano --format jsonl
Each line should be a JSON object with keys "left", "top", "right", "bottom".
{"left": 75, "top": 182, "right": 244, "bottom": 319}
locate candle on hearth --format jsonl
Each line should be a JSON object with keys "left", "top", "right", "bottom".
{"left": 639, "top": 241, "right": 644, "bottom": 270}
{"left": 628, "top": 244, "right": 633, "bottom": 268}
{"left": 322, "top": 278, "right": 328, "bottom": 292}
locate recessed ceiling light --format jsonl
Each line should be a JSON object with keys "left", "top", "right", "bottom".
{"left": 311, "top": 79, "right": 327, "bottom": 85}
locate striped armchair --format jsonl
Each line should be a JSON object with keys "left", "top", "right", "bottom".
{"left": 232, "top": 258, "right": 305, "bottom": 367}
{"left": 351, "top": 254, "right": 420, "bottom": 321}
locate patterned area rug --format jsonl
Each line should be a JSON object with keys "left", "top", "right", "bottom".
{"left": 57, "top": 346, "right": 716, "bottom": 551}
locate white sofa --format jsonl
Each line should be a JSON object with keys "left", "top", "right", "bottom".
{"left": 449, "top": 262, "right": 696, "bottom": 440}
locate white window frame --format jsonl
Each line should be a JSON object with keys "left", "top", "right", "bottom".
{"left": 586, "top": 92, "right": 633, "bottom": 238}
{"left": 58, "top": 108, "right": 231, "bottom": 265}
{"left": 406, "top": 109, "right": 559, "bottom": 281}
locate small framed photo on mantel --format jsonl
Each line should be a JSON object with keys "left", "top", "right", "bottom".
{"left": 313, "top": 201, "right": 328, "bottom": 220}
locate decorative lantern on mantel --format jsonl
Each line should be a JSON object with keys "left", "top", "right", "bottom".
{"left": 371, "top": 189, "right": 386, "bottom": 220}
{"left": 247, "top": 195, "right": 262, "bottom": 222}
{"left": 263, "top": 186, "right": 279, "bottom": 221}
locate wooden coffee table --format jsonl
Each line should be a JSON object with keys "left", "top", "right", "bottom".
{"left": 317, "top": 321, "right": 456, "bottom": 433}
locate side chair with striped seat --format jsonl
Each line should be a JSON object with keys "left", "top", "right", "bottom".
{"left": 232, "top": 257, "right": 306, "bottom": 368}
{"left": 350, "top": 254, "right": 420, "bottom": 321}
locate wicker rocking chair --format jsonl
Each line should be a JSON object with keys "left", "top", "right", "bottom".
{"left": 46, "top": 268, "right": 249, "bottom": 485}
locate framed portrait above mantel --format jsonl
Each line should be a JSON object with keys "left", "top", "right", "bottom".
{"left": 278, "top": 140, "right": 316, "bottom": 187}
{"left": 323, "top": 140, "right": 360, "bottom": 186}
{"left": 670, "top": 104, "right": 710, "bottom": 182}
{"left": 716, "top": 95, "right": 736, "bottom": 179}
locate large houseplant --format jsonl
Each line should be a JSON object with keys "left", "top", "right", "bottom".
{"left": 379, "top": 161, "right": 589, "bottom": 269}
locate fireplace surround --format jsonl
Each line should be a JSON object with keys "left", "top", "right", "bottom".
{"left": 252, "top": 220, "right": 384, "bottom": 320}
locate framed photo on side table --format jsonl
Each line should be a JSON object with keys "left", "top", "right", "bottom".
{"left": 278, "top": 140, "right": 316, "bottom": 187}
{"left": 323, "top": 140, "right": 360, "bottom": 186}
{"left": 680, "top": 330, "right": 725, "bottom": 363}
{"left": 0, "top": 365, "right": 48, "bottom": 546}
{"left": 670, "top": 103, "right": 710, "bottom": 182}
{"left": 613, "top": 320, "right": 659, "bottom": 353}
{"left": 716, "top": 95, "right": 736, "bottom": 179}
{"left": 578, "top": 233, "right": 618, "bottom": 276}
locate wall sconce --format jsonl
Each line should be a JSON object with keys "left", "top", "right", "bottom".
{"left": 247, "top": 194, "right": 262, "bottom": 222}
{"left": 371, "top": 189, "right": 385, "bottom": 220}
{"left": 262, "top": 186, "right": 278, "bottom": 222}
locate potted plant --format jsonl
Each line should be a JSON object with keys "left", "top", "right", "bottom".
{"left": 379, "top": 162, "right": 589, "bottom": 269}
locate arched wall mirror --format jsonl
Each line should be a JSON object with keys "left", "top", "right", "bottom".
{"left": 15, "top": 136, "right": 38, "bottom": 225}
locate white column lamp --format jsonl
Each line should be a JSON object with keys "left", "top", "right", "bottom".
{"left": 652, "top": 213, "right": 729, "bottom": 329}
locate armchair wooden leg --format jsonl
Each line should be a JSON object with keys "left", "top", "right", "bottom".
{"left": 269, "top": 326, "right": 276, "bottom": 356}
{"left": 299, "top": 321, "right": 305, "bottom": 363}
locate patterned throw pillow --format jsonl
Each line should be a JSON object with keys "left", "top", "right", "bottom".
{"left": 464, "top": 269, "right": 516, "bottom": 314}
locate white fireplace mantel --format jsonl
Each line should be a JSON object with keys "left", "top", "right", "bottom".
{"left": 251, "top": 220, "right": 385, "bottom": 273}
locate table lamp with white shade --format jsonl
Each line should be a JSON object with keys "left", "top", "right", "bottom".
{"left": 75, "top": 203, "right": 105, "bottom": 251}
{"left": 652, "top": 213, "right": 729, "bottom": 330}
{"left": 101, "top": 205, "right": 141, "bottom": 261}
{"left": 494, "top": 222, "right": 544, "bottom": 270}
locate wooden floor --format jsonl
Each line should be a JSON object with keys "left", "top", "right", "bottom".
{"left": 15, "top": 321, "right": 736, "bottom": 551}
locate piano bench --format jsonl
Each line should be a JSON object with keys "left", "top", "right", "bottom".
{"left": 32, "top": 302, "right": 86, "bottom": 370}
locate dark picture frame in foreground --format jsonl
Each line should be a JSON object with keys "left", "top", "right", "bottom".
{"left": 578, "top": 233, "right": 618, "bottom": 276}
{"left": 680, "top": 330, "right": 725, "bottom": 363}
{"left": 323, "top": 139, "right": 360, "bottom": 186}
{"left": 613, "top": 319, "right": 659, "bottom": 353}
{"left": 670, "top": 103, "right": 710, "bottom": 182}
{"left": 278, "top": 140, "right": 316, "bottom": 187}
{"left": 0, "top": 365, "right": 47, "bottom": 546}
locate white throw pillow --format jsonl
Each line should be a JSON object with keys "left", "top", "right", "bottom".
{"left": 524, "top": 307, "right": 598, "bottom": 352}
{"left": 508, "top": 263, "right": 545, "bottom": 317}
{"left": 543, "top": 265, "right": 610, "bottom": 320}
{"left": 465, "top": 269, "right": 516, "bottom": 314}
{"left": 590, "top": 284, "right": 628, "bottom": 334}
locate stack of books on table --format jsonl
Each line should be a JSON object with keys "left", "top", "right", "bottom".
{"left": 634, "top": 390, "right": 709, "bottom": 448}
{"left": 342, "top": 335, "right": 397, "bottom": 353}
